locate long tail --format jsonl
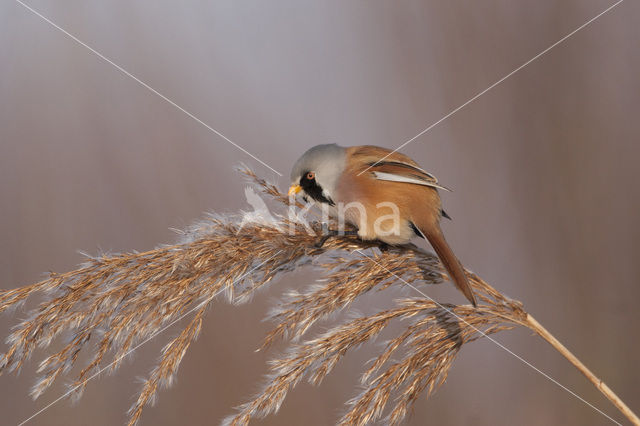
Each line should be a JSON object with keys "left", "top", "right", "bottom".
{"left": 421, "top": 225, "right": 477, "bottom": 307}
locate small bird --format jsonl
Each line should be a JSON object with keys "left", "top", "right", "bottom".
{"left": 288, "top": 144, "right": 477, "bottom": 306}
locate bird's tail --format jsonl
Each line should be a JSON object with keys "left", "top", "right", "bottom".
{"left": 421, "top": 225, "right": 477, "bottom": 307}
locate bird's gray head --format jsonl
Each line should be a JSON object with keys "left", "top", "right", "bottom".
{"left": 288, "top": 144, "right": 347, "bottom": 205}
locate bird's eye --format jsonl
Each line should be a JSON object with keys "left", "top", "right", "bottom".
{"left": 306, "top": 171, "right": 315, "bottom": 180}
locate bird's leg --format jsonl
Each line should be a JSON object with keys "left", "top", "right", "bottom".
{"left": 314, "top": 223, "right": 334, "bottom": 248}
{"left": 314, "top": 223, "right": 333, "bottom": 248}
{"left": 314, "top": 224, "right": 359, "bottom": 248}
{"left": 377, "top": 242, "right": 391, "bottom": 252}
{"left": 314, "top": 233, "right": 333, "bottom": 248}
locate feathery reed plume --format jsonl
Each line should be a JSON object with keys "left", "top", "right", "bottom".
{"left": 225, "top": 258, "right": 525, "bottom": 426}
{"left": 0, "top": 168, "right": 637, "bottom": 426}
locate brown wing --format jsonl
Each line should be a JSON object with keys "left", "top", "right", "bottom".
{"left": 347, "top": 145, "right": 448, "bottom": 190}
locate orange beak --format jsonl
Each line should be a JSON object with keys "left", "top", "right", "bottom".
{"left": 288, "top": 184, "right": 302, "bottom": 197}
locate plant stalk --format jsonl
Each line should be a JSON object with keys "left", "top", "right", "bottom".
{"left": 525, "top": 314, "right": 639, "bottom": 425}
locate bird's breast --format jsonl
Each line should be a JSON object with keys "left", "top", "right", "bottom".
{"left": 332, "top": 165, "right": 443, "bottom": 244}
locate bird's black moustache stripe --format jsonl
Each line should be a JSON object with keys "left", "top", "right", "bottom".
{"left": 300, "top": 172, "right": 334, "bottom": 206}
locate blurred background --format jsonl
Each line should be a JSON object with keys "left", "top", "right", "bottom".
{"left": 1, "top": 0, "right": 638, "bottom": 424}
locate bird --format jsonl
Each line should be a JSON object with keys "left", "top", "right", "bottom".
{"left": 288, "top": 143, "right": 477, "bottom": 306}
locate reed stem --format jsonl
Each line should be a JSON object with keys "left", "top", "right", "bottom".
{"left": 526, "top": 314, "right": 639, "bottom": 425}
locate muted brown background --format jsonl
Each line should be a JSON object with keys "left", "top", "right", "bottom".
{"left": 1, "top": 1, "right": 639, "bottom": 425}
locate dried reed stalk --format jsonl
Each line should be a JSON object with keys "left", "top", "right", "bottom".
{"left": 0, "top": 169, "right": 637, "bottom": 426}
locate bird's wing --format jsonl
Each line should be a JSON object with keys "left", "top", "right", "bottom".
{"left": 348, "top": 146, "right": 450, "bottom": 191}
{"left": 371, "top": 170, "right": 450, "bottom": 191}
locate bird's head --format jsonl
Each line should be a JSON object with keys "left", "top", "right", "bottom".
{"left": 288, "top": 144, "right": 346, "bottom": 206}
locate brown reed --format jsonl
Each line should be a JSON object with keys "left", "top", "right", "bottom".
{"left": 0, "top": 168, "right": 637, "bottom": 426}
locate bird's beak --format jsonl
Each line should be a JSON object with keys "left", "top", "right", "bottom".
{"left": 288, "top": 184, "right": 302, "bottom": 197}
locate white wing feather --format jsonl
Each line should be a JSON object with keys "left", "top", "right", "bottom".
{"left": 372, "top": 171, "right": 451, "bottom": 191}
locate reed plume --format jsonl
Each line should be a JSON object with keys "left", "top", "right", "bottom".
{"left": 0, "top": 168, "right": 637, "bottom": 426}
